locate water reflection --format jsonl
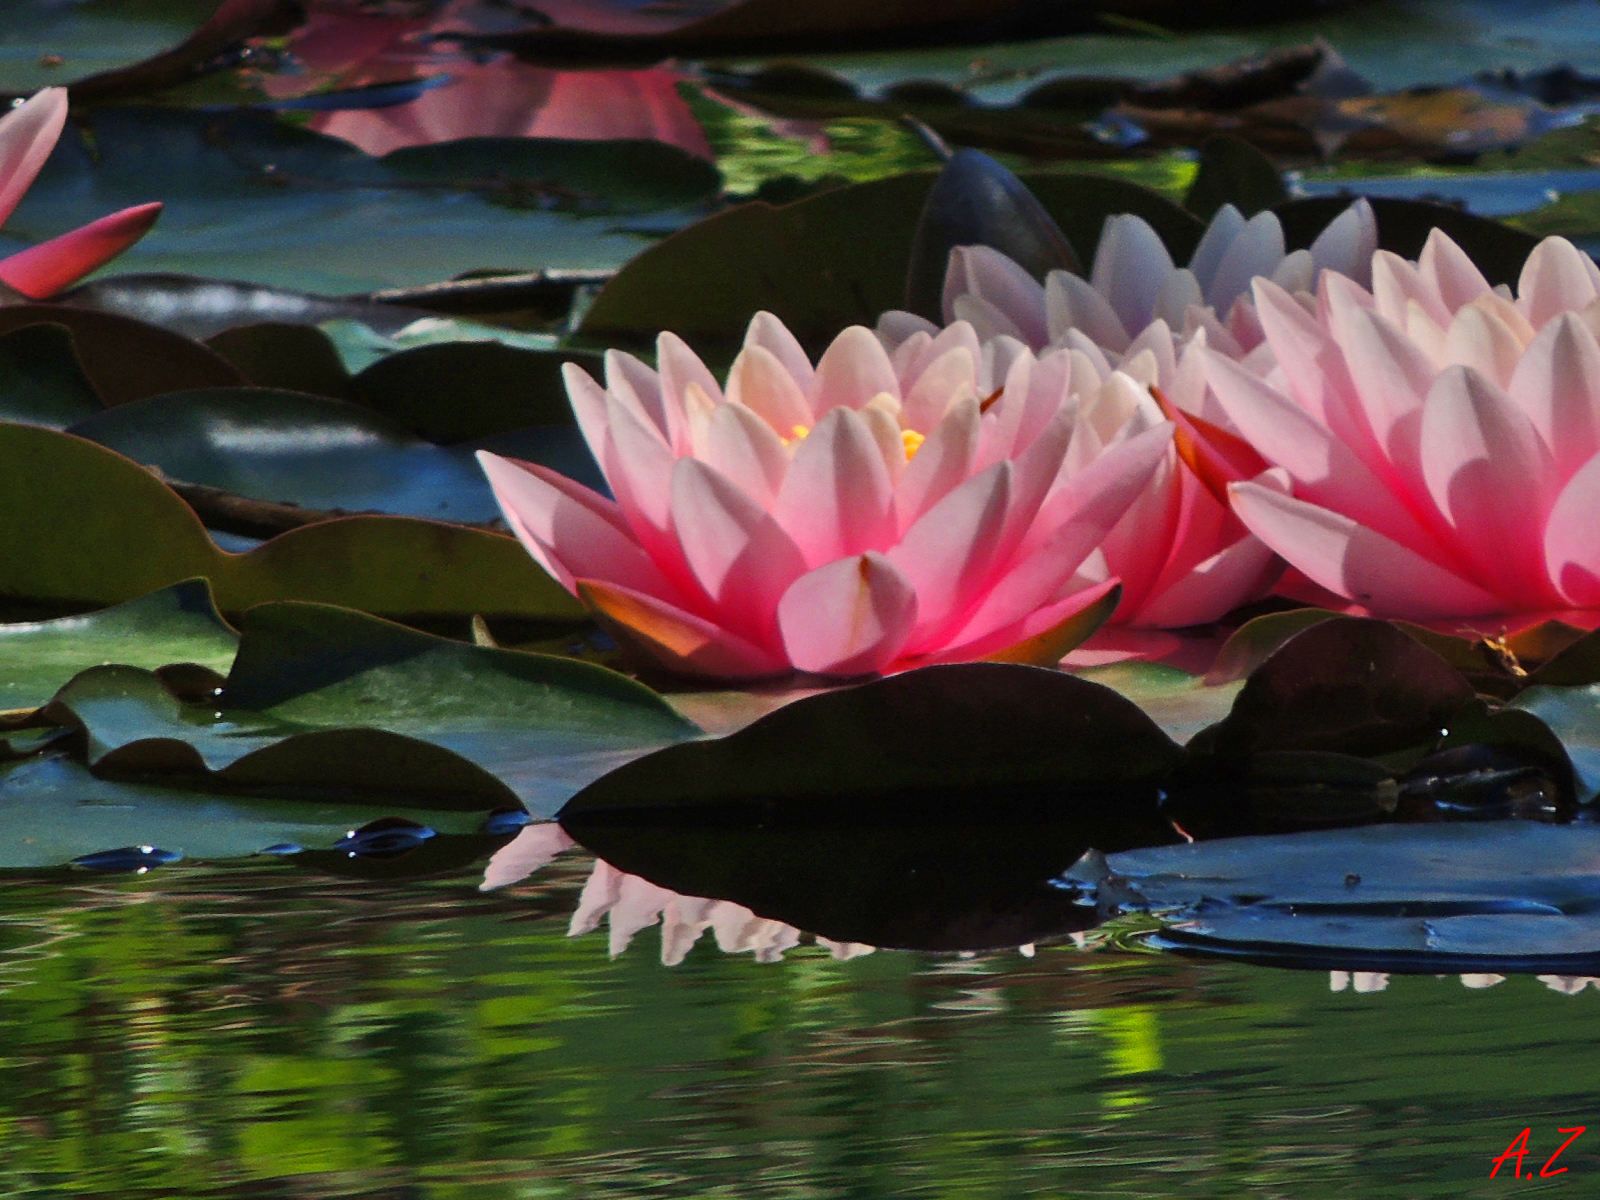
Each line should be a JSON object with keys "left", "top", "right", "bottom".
{"left": 0, "top": 856, "right": 1597, "bottom": 1197}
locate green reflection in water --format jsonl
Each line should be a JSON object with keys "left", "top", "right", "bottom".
{"left": 0, "top": 854, "right": 1596, "bottom": 1198}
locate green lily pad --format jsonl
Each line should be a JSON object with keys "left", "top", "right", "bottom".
{"left": 1071, "top": 661, "right": 1242, "bottom": 746}
{"left": 6, "top": 108, "right": 698, "bottom": 295}
{"left": 1513, "top": 684, "right": 1600, "bottom": 803}
{"left": 0, "top": 579, "right": 237, "bottom": 714}
{"left": 1185, "top": 134, "right": 1288, "bottom": 220}
{"left": 0, "top": 421, "right": 583, "bottom": 621}
{"left": 0, "top": 323, "right": 104, "bottom": 429}
{"left": 581, "top": 170, "right": 1202, "bottom": 348}
{"left": 41, "top": 603, "right": 698, "bottom": 817}
{"left": 0, "top": 307, "right": 242, "bottom": 407}
{"left": 67, "top": 387, "right": 502, "bottom": 522}
{"left": 205, "top": 323, "right": 355, "bottom": 400}
{"left": 0, "top": 751, "right": 492, "bottom": 871}
{"left": 350, "top": 341, "right": 590, "bottom": 441}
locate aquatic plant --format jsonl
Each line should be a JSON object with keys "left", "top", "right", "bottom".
{"left": 479, "top": 312, "right": 1174, "bottom": 679}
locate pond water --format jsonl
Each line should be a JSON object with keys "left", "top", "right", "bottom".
{"left": 2, "top": 852, "right": 1595, "bottom": 1197}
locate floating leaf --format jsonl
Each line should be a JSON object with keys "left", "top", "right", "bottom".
{"left": 0, "top": 307, "right": 241, "bottom": 406}
{"left": 206, "top": 322, "right": 355, "bottom": 399}
{"left": 582, "top": 170, "right": 1201, "bottom": 347}
{"left": 0, "top": 323, "right": 103, "bottom": 429}
{"left": 67, "top": 387, "right": 502, "bottom": 522}
{"left": 0, "top": 422, "right": 583, "bottom": 621}
{"left": 0, "top": 579, "right": 237, "bottom": 714}
{"left": 0, "top": 751, "right": 490, "bottom": 871}
{"left": 1110, "top": 823, "right": 1600, "bottom": 972}
{"left": 561, "top": 664, "right": 1183, "bottom": 949}
{"left": 1184, "top": 134, "right": 1288, "bottom": 219}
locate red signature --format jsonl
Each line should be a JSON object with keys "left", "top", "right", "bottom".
{"left": 1490, "top": 1127, "right": 1586, "bottom": 1178}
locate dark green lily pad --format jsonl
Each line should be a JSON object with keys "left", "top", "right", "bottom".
{"left": 0, "top": 579, "right": 237, "bottom": 714}
{"left": 0, "top": 421, "right": 583, "bottom": 621}
{"left": 560, "top": 663, "right": 1183, "bottom": 949}
{"left": 67, "top": 388, "right": 502, "bottom": 522}
{"left": 206, "top": 322, "right": 355, "bottom": 399}
{"left": 581, "top": 170, "right": 1202, "bottom": 348}
{"left": 37, "top": 604, "right": 696, "bottom": 817}
{"left": 1512, "top": 684, "right": 1600, "bottom": 803}
{"left": 0, "top": 323, "right": 104, "bottom": 429}
{"left": 1185, "top": 134, "right": 1288, "bottom": 220}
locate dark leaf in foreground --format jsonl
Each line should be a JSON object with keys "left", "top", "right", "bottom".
{"left": 0, "top": 323, "right": 103, "bottom": 429}
{"left": 1184, "top": 134, "right": 1288, "bottom": 220}
{"left": 561, "top": 664, "right": 1183, "bottom": 949}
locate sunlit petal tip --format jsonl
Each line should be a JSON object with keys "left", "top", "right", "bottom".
{"left": 577, "top": 579, "right": 789, "bottom": 680}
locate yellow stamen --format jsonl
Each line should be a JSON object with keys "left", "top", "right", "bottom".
{"left": 782, "top": 423, "right": 811, "bottom": 446}
{"left": 901, "top": 429, "right": 926, "bottom": 459}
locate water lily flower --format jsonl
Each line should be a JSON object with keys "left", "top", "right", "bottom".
{"left": 479, "top": 313, "right": 1175, "bottom": 679}
{"left": 1196, "top": 230, "right": 1600, "bottom": 620}
{"left": 887, "top": 199, "right": 1376, "bottom": 364}
{"left": 0, "top": 89, "right": 162, "bottom": 299}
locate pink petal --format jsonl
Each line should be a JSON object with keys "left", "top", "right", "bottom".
{"left": 890, "top": 461, "right": 1012, "bottom": 646}
{"left": 480, "top": 823, "right": 576, "bottom": 891}
{"left": 743, "top": 310, "right": 814, "bottom": 393}
{"left": 929, "top": 578, "right": 1121, "bottom": 666}
{"left": 899, "top": 320, "right": 982, "bottom": 392}
{"left": 777, "top": 552, "right": 918, "bottom": 676}
{"left": 0, "top": 88, "right": 67, "bottom": 227}
{"left": 1519, "top": 237, "right": 1600, "bottom": 330}
{"left": 1417, "top": 228, "right": 1492, "bottom": 314}
{"left": 655, "top": 331, "right": 720, "bottom": 451}
{"left": 945, "top": 245, "right": 1048, "bottom": 346}
{"left": 772, "top": 407, "right": 895, "bottom": 565}
{"left": 877, "top": 309, "right": 939, "bottom": 349}
{"left": 1252, "top": 277, "right": 1335, "bottom": 420}
{"left": 1229, "top": 481, "right": 1503, "bottom": 619}
{"left": 1440, "top": 303, "right": 1524, "bottom": 388}
{"left": 1089, "top": 214, "right": 1174, "bottom": 336}
{"left": 1186, "top": 203, "right": 1247, "bottom": 295}
{"left": 1201, "top": 349, "right": 1427, "bottom": 545}
{"left": 725, "top": 342, "right": 814, "bottom": 437}
{"left": 1329, "top": 303, "right": 1434, "bottom": 465}
{"left": 670, "top": 458, "right": 806, "bottom": 641}
{"left": 901, "top": 345, "right": 977, "bottom": 433}
{"left": 1545, "top": 452, "right": 1600, "bottom": 606}
{"left": 0, "top": 202, "right": 161, "bottom": 299}
{"left": 1202, "top": 210, "right": 1285, "bottom": 312}
{"left": 1371, "top": 249, "right": 1449, "bottom": 328}
{"left": 951, "top": 293, "right": 1026, "bottom": 345}
{"left": 578, "top": 578, "right": 788, "bottom": 679}
{"left": 604, "top": 349, "right": 665, "bottom": 431}
{"left": 1509, "top": 313, "right": 1600, "bottom": 478}
{"left": 701, "top": 400, "right": 790, "bottom": 507}
{"left": 1419, "top": 365, "right": 1558, "bottom": 608}
{"left": 951, "top": 426, "right": 1171, "bottom": 645}
{"left": 477, "top": 451, "right": 681, "bottom": 600}
{"left": 1132, "top": 521, "right": 1282, "bottom": 628}
{"left": 895, "top": 395, "right": 980, "bottom": 532}
{"left": 810, "top": 325, "right": 900, "bottom": 414}
{"left": 1308, "top": 199, "right": 1377, "bottom": 285}
{"left": 1044, "top": 270, "right": 1129, "bottom": 352}
{"left": 1096, "top": 449, "right": 1183, "bottom": 614}
{"left": 562, "top": 362, "right": 611, "bottom": 465}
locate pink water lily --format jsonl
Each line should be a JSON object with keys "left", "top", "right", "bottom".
{"left": 0, "top": 89, "right": 161, "bottom": 298}
{"left": 881, "top": 199, "right": 1377, "bottom": 364}
{"left": 1194, "top": 230, "right": 1600, "bottom": 620}
{"left": 479, "top": 313, "right": 1175, "bottom": 680}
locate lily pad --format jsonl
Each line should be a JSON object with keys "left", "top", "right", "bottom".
{"left": 67, "top": 387, "right": 503, "bottom": 522}
{"left": 1512, "top": 684, "right": 1600, "bottom": 803}
{"left": 0, "top": 421, "right": 583, "bottom": 621}
{"left": 1109, "top": 823, "right": 1600, "bottom": 972}
{"left": 560, "top": 663, "right": 1183, "bottom": 949}
{"left": 0, "top": 323, "right": 104, "bottom": 429}
{"left": 35, "top": 603, "right": 697, "bottom": 817}
{"left": 581, "top": 170, "right": 1202, "bottom": 347}
{"left": 0, "top": 751, "right": 493, "bottom": 871}
{"left": 0, "top": 579, "right": 237, "bottom": 715}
